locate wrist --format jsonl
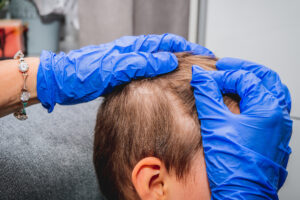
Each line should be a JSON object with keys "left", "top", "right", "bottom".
{"left": 0, "top": 56, "right": 40, "bottom": 118}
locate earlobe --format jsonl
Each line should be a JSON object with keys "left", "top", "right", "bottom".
{"left": 132, "top": 157, "right": 166, "bottom": 200}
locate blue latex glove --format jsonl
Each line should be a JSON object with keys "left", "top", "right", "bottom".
{"left": 37, "top": 33, "right": 213, "bottom": 112}
{"left": 190, "top": 58, "right": 292, "bottom": 200}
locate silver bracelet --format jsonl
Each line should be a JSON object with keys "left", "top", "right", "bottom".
{"left": 13, "top": 50, "right": 30, "bottom": 120}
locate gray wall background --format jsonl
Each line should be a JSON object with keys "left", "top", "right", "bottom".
{"left": 78, "top": 0, "right": 189, "bottom": 45}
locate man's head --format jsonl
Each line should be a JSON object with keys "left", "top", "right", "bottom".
{"left": 93, "top": 53, "right": 240, "bottom": 200}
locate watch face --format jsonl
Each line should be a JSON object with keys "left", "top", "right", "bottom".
{"left": 19, "top": 62, "right": 28, "bottom": 72}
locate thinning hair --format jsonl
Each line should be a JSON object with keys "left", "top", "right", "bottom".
{"left": 93, "top": 53, "right": 240, "bottom": 200}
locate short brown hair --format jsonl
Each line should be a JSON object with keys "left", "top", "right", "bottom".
{"left": 93, "top": 53, "right": 240, "bottom": 200}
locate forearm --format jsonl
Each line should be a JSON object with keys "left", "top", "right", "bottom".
{"left": 0, "top": 57, "right": 40, "bottom": 118}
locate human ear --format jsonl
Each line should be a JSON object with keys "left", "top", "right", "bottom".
{"left": 131, "top": 157, "right": 166, "bottom": 200}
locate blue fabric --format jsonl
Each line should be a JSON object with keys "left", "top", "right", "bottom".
{"left": 191, "top": 58, "right": 292, "bottom": 200}
{"left": 37, "top": 33, "right": 213, "bottom": 112}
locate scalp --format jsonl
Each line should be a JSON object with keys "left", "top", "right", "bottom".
{"left": 93, "top": 53, "right": 240, "bottom": 200}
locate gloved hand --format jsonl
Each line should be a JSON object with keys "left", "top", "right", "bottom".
{"left": 190, "top": 58, "right": 293, "bottom": 200}
{"left": 37, "top": 33, "right": 213, "bottom": 112}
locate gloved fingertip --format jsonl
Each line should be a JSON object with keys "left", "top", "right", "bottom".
{"left": 166, "top": 52, "right": 179, "bottom": 72}
{"left": 190, "top": 65, "right": 227, "bottom": 114}
{"left": 151, "top": 52, "right": 178, "bottom": 74}
{"left": 191, "top": 65, "right": 213, "bottom": 83}
{"left": 189, "top": 43, "right": 215, "bottom": 57}
{"left": 216, "top": 57, "right": 244, "bottom": 71}
{"left": 191, "top": 65, "right": 218, "bottom": 90}
{"left": 191, "top": 64, "right": 205, "bottom": 74}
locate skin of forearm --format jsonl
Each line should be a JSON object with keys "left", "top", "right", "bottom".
{"left": 0, "top": 57, "right": 40, "bottom": 118}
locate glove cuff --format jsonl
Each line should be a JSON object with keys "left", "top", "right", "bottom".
{"left": 37, "top": 50, "right": 57, "bottom": 113}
